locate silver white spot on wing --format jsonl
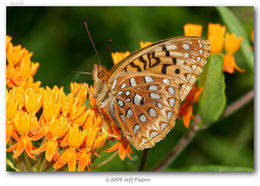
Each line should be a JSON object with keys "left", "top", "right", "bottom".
{"left": 199, "top": 49, "right": 203, "bottom": 55}
{"left": 117, "top": 99, "right": 124, "bottom": 107}
{"left": 121, "top": 83, "right": 127, "bottom": 89}
{"left": 150, "top": 93, "right": 161, "bottom": 100}
{"left": 163, "top": 78, "right": 170, "bottom": 85}
{"left": 160, "top": 123, "right": 168, "bottom": 130}
{"left": 134, "top": 94, "right": 143, "bottom": 105}
{"left": 126, "top": 108, "right": 133, "bottom": 118}
{"left": 156, "top": 102, "right": 163, "bottom": 109}
{"left": 169, "top": 98, "right": 175, "bottom": 107}
{"left": 126, "top": 98, "right": 131, "bottom": 102}
{"left": 197, "top": 57, "right": 201, "bottom": 62}
{"left": 133, "top": 124, "right": 141, "bottom": 135}
{"left": 139, "top": 113, "right": 147, "bottom": 123}
{"left": 183, "top": 44, "right": 190, "bottom": 50}
{"left": 125, "top": 91, "right": 130, "bottom": 96}
{"left": 130, "top": 78, "right": 137, "bottom": 87}
{"left": 120, "top": 114, "right": 126, "bottom": 122}
{"left": 144, "top": 76, "right": 154, "bottom": 83}
{"left": 184, "top": 53, "right": 189, "bottom": 58}
{"left": 148, "top": 85, "right": 158, "bottom": 91}
{"left": 167, "top": 112, "right": 173, "bottom": 120}
{"left": 117, "top": 91, "right": 123, "bottom": 96}
{"left": 168, "top": 87, "right": 175, "bottom": 95}
{"left": 150, "top": 131, "right": 159, "bottom": 139}
{"left": 148, "top": 108, "right": 157, "bottom": 117}
{"left": 166, "top": 44, "right": 177, "bottom": 50}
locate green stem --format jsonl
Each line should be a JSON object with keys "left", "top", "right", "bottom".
{"left": 24, "top": 152, "right": 32, "bottom": 171}
{"left": 92, "top": 151, "right": 118, "bottom": 169}
{"left": 139, "top": 149, "right": 149, "bottom": 171}
{"left": 7, "top": 159, "right": 20, "bottom": 172}
{"left": 13, "top": 157, "right": 27, "bottom": 171}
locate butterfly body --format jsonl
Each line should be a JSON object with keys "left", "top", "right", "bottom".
{"left": 92, "top": 36, "right": 210, "bottom": 150}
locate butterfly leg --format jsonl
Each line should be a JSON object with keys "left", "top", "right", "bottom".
{"left": 74, "top": 83, "right": 94, "bottom": 98}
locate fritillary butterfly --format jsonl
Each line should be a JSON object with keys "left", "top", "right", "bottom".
{"left": 92, "top": 36, "right": 210, "bottom": 150}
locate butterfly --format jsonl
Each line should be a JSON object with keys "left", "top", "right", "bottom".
{"left": 91, "top": 36, "right": 210, "bottom": 151}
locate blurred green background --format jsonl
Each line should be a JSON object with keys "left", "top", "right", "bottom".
{"left": 7, "top": 7, "right": 254, "bottom": 171}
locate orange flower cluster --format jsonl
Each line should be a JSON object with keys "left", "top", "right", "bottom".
{"left": 184, "top": 23, "right": 245, "bottom": 74}
{"left": 6, "top": 82, "right": 109, "bottom": 171}
{"left": 6, "top": 36, "right": 40, "bottom": 89}
{"left": 6, "top": 36, "right": 132, "bottom": 172}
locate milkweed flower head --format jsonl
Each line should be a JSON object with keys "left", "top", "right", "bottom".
{"left": 6, "top": 35, "right": 131, "bottom": 172}
{"left": 223, "top": 33, "right": 245, "bottom": 73}
{"left": 6, "top": 36, "right": 40, "bottom": 89}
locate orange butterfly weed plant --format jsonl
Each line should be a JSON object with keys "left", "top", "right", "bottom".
{"left": 6, "top": 36, "right": 131, "bottom": 172}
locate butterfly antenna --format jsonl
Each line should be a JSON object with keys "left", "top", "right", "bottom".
{"left": 76, "top": 71, "right": 92, "bottom": 75}
{"left": 83, "top": 18, "right": 101, "bottom": 65}
{"left": 102, "top": 39, "right": 112, "bottom": 65}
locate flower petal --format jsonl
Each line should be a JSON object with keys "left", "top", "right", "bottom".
{"left": 184, "top": 24, "right": 202, "bottom": 37}
{"left": 46, "top": 140, "right": 58, "bottom": 162}
{"left": 183, "top": 105, "right": 193, "bottom": 128}
{"left": 31, "top": 142, "right": 47, "bottom": 154}
{"left": 68, "top": 150, "right": 77, "bottom": 172}
{"left": 104, "top": 142, "right": 119, "bottom": 152}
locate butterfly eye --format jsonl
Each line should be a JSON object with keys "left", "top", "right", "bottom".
{"left": 97, "top": 70, "right": 105, "bottom": 79}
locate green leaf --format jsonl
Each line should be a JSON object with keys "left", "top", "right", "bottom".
{"left": 198, "top": 54, "right": 226, "bottom": 124}
{"left": 216, "top": 7, "right": 254, "bottom": 73}
{"left": 165, "top": 165, "right": 254, "bottom": 172}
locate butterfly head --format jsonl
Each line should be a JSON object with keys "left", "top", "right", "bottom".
{"left": 92, "top": 64, "right": 108, "bottom": 80}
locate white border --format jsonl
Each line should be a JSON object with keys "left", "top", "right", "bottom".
{"left": 0, "top": 0, "right": 259, "bottom": 186}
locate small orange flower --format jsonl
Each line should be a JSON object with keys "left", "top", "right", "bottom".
{"left": 178, "top": 85, "right": 204, "bottom": 128}
{"left": 105, "top": 124, "right": 132, "bottom": 161}
{"left": 61, "top": 93, "right": 74, "bottom": 116}
{"left": 224, "top": 33, "right": 243, "bottom": 54}
{"left": 184, "top": 24, "right": 203, "bottom": 37}
{"left": 24, "top": 88, "right": 43, "bottom": 115}
{"left": 53, "top": 126, "right": 87, "bottom": 171}
{"left": 6, "top": 112, "right": 37, "bottom": 159}
{"left": 8, "top": 86, "right": 25, "bottom": 110}
{"left": 223, "top": 54, "right": 245, "bottom": 73}
{"left": 105, "top": 136, "right": 133, "bottom": 161}
{"left": 7, "top": 44, "right": 27, "bottom": 66}
{"left": 140, "top": 41, "right": 152, "bottom": 48}
{"left": 223, "top": 33, "right": 245, "bottom": 74}
{"left": 77, "top": 149, "right": 92, "bottom": 171}
{"left": 111, "top": 51, "right": 130, "bottom": 65}
{"left": 208, "top": 23, "right": 226, "bottom": 54}
{"left": 53, "top": 148, "right": 77, "bottom": 171}
{"left": 6, "top": 121, "right": 20, "bottom": 144}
